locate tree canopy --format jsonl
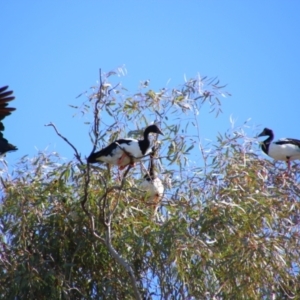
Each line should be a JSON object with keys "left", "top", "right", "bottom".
{"left": 1, "top": 68, "right": 300, "bottom": 299}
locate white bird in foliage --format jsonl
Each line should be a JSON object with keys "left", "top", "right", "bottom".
{"left": 258, "top": 127, "right": 300, "bottom": 172}
{"left": 87, "top": 124, "right": 164, "bottom": 170}
{"left": 140, "top": 148, "right": 164, "bottom": 215}
{"left": 0, "top": 86, "right": 18, "bottom": 155}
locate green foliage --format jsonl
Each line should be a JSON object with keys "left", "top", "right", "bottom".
{"left": 1, "top": 68, "right": 300, "bottom": 299}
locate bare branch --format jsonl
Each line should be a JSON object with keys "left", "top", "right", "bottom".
{"left": 81, "top": 162, "right": 91, "bottom": 216}
{"left": 90, "top": 68, "right": 105, "bottom": 154}
{"left": 106, "top": 221, "right": 142, "bottom": 300}
{"left": 45, "top": 122, "right": 84, "bottom": 165}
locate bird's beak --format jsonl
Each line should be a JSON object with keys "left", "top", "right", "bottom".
{"left": 257, "top": 132, "right": 264, "bottom": 138}
{"left": 158, "top": 128, "right": 164, "bottom": 136}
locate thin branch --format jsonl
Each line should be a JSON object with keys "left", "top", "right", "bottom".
{"left": 81, "top": 162, "right": 91, "bottom": 216}
{"left": 45, "top": 122, "right": 84, "bottom": 165}
{"left": 105, "top": 165, "right": 132, "bottom": 226}
{"left": 90, "top": 68, "right": 114, "bottom": 154}
{"left": 106, "top": 221, "right": 142, "bottom": 300}
{"left": 90, "top": 70, "right": 103, "bottom": 153}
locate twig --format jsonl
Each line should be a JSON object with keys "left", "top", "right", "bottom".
{"left": 82, "top": 70, "right": 107, "bottom": 216}
{"left": 81, "top": 162, "right": 91, "bottom": 216}
{"left": 45, "top": 122, "right": 84, "bottom": 165}
{"left": 105, "top": 165, "right": 132, "bottom": 226}
{"left": 90, "top": 70, "right": 103, "bottom": 153}
{"left": 122, "top": 165, "right": 132, "bottom": 182}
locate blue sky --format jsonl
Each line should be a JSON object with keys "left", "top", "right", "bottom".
{"left": 1, "top": 1, "right": 300, "bottom": 166}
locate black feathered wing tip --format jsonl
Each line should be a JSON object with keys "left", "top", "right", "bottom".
{"left": 0, "top": 86, "right": 17, "bottom": 155}
{"left": 0, "top": 86, "right": 16, "bottom": 115}
{"left": 87, "top": 151, "right": 102, "bottom": 164}
{"left": 0, "top": 86, "right": 15, "bottom": 101}
{"left": 0, "top": 139, "right": 18, "bottom": 155}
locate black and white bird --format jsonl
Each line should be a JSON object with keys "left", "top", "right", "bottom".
{"left": 258, "top": 127, "right": 300, "bottom": 171}
{"left": 139, "top": 148, "right": 164, "bottom": 215}
{"left": 87, "top": 124, "right": 163, "bottom": 170}
{"left": 0, "top": 86, "right": 18, "bottom": 155}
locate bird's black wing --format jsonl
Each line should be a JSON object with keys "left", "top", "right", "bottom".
{"left": 87, "top": 139, "right": 133, "bottom": 163}
{"left": 0, "top": 86, "right": 18, "bottom": 154}
{"left": 97, "top": 139, "right": 133, "bottom": 156}
{"left": 275, "top": 138, "right": 300, "bottom": 148}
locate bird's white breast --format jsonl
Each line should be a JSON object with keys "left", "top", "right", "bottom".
{"left": 269, "top": 142, "right": 300, "bottom": 161}
{"left": 117, "top": 139, "right": 151, "bottom": 167}
{"left": 100, "top": 139, "right": 150, "bottom": 166}
{"left": 140, "top": 177, "right": 164, "bottom": 202}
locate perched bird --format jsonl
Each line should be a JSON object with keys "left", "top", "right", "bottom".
{"left": 0, "top": 86, "right": 18, "bottom": 155}
{"left": 87, "top": 124, "right": 163, "bottom": 170}
{"left": 258, "top": 127, "right": 300, "bottom": 171}
{"left": 139, "top": 148, "right": 164, "bottom": 215}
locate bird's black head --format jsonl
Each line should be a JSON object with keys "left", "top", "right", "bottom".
{"left": 258, "top": 128, "right": 273, "bottom": 138}
{"left": 144, "top": 124, "right": 164, "bottom": 136}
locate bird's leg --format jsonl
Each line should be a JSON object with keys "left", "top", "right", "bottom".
{"left": 129, "top": 161, "right": 136, "bottom": 167}
{"left": 107, "top": 163, "right": 111, "bottom": 181}
{"left": 117, "top": 153, "right": 127, "bottom": 169}
{"left": 118, "top": 154, "right": 135, "bottom": 170}
{"left": 115, "top": 142, "right": 137, "bottom": 170}
{"left": 121, "top": 165, "right": 132, "bottom": 182}
{"left": 283, "top": 160, "right": 291, "bottom": 178}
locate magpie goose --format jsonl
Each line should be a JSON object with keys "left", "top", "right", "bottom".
{"left": 0, "top": 86, "right": 18, "bottom": 155}
{"left": 258, "top": 127, "right": 300, "bottom": 171}
{"left": 140, "top": 148, "right": 164, "bottom": 215}
{"left": 87, "top": 124, "right": 163, "bottom": 170}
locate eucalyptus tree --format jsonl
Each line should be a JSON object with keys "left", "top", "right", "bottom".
{"left": 1, "top": 68, "right": 299, "bottom": 299}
